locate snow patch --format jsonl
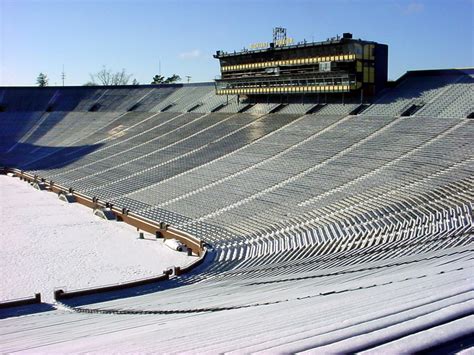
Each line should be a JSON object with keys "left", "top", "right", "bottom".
{"left": 0, "top": 175, "right": 194, "bottom": 302}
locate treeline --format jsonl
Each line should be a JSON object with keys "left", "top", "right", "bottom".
{"left": 35, "top": 67, "right": 182, "bottom": 87}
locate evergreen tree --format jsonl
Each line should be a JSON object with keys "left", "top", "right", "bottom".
{"left": 36, "top": 73, "right": 48, "bottom": 87}
{"left": 151, "top": 74, "right": 181, "bottom": 84}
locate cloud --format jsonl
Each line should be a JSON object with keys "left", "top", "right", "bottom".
{"left": 178, "top": 49, "right": 202, "bottom": 59}
{"left": 403, "top": 2, "right": 425, "bottom": 14}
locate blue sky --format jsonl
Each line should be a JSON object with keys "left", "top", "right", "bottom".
{"left": 0, "top": 0, "right": 472, "bottom": 86}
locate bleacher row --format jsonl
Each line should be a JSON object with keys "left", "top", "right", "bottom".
{"left": 0, "top": 71, "right": 472, "bottom": 257}
{"left": 0, "top": 69, "right": 473, "bottom": 352}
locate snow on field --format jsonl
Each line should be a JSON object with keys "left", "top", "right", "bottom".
{"left": 0, "top": 175, "right": 194, "bottom": 302}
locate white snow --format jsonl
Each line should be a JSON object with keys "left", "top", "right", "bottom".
{"left": 0, "top": 175, "right": 195, "bottom": 302}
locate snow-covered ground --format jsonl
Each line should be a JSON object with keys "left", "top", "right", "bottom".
{"left": 0, "top": 175, "right": 194, "bottom": 302}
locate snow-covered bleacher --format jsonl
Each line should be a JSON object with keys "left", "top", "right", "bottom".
{"left": 0, "top": 70, "right": 473, "bottom": 352}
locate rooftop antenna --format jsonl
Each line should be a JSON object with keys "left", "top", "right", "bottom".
{"left": 185, "top": 75, "right": 191, "bottom": 83}
{"left": 159, "top": 60, "right": 161, "bottom": 76}
{"left": 61, "top": 65, "right": 65, "bottom": 86}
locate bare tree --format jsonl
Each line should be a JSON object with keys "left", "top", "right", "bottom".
{"left": 89, "top": 67, "right": 134, "bottom": 86}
